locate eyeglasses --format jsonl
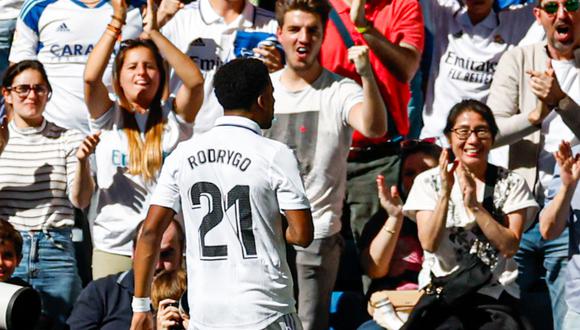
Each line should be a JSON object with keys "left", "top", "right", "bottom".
{"left": 539, "top": 0, "right": 579, "bottom": 15}
{"left": 7, "top": 84, "right": 50, "bottom": 97}
{"left": 450, "top": 127, "right": 492, "bottom": 140}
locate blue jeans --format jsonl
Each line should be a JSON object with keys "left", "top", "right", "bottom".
{"left": 515, "top": 221, "right": 568, "bottom": 330}
{"left": 0, "top": 18, "right": 16, "bottom": 78}
{"left": 14, "top": 229, "right": 82, "bottom": 330}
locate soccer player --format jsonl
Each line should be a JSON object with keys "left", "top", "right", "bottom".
{"left": 130, "top": 58, "right": 314, "bottom": 330}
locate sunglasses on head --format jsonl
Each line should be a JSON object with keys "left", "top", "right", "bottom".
{"left": 540, "top": 0, "right": 579, "bottom": 15}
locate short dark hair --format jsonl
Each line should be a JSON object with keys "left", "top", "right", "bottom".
{"left": 401, "top": 142, "right": 442, "bottom": 163}
{"left": 275, "top": 0, "right": 330, "bottom": 29}
{"left": 214, "top": 58, "right": 270, "bottom": 111}
{"left": 2, "top": 60, "right": 52, "bottom": 94}
{"left": 0, "top": 219, "right": 23, "bottom": 258}
{"left": 133, "top": 218, "right": 185, "bottom": 254}
{"left": 443, "top": 99, "right": 499, "bottom": 141}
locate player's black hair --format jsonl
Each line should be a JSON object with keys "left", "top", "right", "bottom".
{"left": 214, "top": 58, "right": 270, "bottom": 111}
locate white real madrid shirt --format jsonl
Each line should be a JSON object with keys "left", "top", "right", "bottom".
{"left": 421, "top": 0, "right": 537, "bottom": 139}
{"left": 151, "top": 116, "right": 310, "bottom": 330}
{"left": 9, "top": 0, "right": 142, "bottom": 134}
{"left": 161, "top": 0, "right": 278, "bottom": 134}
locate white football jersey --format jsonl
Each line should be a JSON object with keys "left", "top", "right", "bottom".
{"left": 151, "top": 116, "right": 310, "bottom": 330}
{"left": 10, "top": 0, "right": 142, "bottom": 134}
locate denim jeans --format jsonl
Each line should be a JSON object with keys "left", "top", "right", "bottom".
{"left": 0, "top": 18, "right": 16, "bottom": 78}
{"left": 13, "top": 229, "right": 82, "bottom": 330}
{"left": 515, "top": 221, "right": 568, "bottom": 330}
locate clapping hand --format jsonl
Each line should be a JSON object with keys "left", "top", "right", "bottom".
{"left": 377, "top": 175, "right": 403, "bottom": 219}
{"left": 439, "top": 149, "right": 458, "bottom": 197}
{"left": 528, "top": 59, "right": 566, "bottom": 107}
{"left": 142, "top": 0, "right": 159, "bottom": 37}
{"left": 457, "top": 163, "right": 478, "bottom": 210}
{"left": 554, "top": 141, "right": 580, "bottom": 188}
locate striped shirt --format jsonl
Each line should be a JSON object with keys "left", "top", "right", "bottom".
{"left": 0, "top": 120, "right": 83, "bottom": 231}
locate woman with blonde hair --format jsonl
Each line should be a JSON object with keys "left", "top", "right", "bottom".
{"left": 84, "top": 0, "right": 203, "bottom": 279}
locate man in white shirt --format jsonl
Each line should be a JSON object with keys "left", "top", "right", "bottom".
{"left": 263, "top": 0, "right": 387, "bottom": 328}
{"left": 159, "top": 0, "right": 283, "bottom": 133}
{"left": 130, "top": 58, "right": 313, "bottom": 330}
{"left": 487, "top": 1, "right": 580, "bottom": 327}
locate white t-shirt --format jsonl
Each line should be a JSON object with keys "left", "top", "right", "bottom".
{"left": 88, "top": 99, "right": 193, "bottom": 256}
{"left": 536, "top": 51, "right": 580, "bottom": 203}
{"left": 0, "top": 0, "right": 23, "bottom": 20}
{"left": 264, "top": 69, "right": 361, "bottom": 239}
{"left": 150, "top": 116, "right": 310, "bottom": 330}
{"left": 9, "top": 0, "right": 142, "bottom": 134}
{"left": 403, "top": 166, "right": 538, "bottom": 299}
{"left": 421, "top": 0, "right": 537, "bottom": 139}
{"left": 161, "top": 0, "right": 277, "bottom": 134}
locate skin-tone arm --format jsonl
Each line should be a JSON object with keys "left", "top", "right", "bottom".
{"left": 142, "top": 0, "right": 204, "bottom": 123}
{"left": 350, "top": 0, "right": 420, "bottom": 83}
{"left": 361, "top": 175, "right": 404, "bottom": 279}
{"left": 284, "top": 209, "right": 314, "bottom": 247}
{"left": 540, "top": 141, "right": 580, "bottom": 240}
{"left": 347, "top": 45, "right": 387, "bottom": 138}
{"left": 416, "top": 149, "right": 457, "bottom": 252}
{"left": 459, "top": 164, "right": 524, "bottom": 258}
{"left": 83, "top": 0, "right": 125, "bottom": 119}
{"left": 70, "top": 132, "right": 100, "bottom": 209}
{"left": 130, "top": 205, "right": 175, "bottom": 330}
{"left": 157, "top": 0, "right": 184, "bottom": 28}
{"left": 0, "top": 117, "right": 9, "bottom": 156}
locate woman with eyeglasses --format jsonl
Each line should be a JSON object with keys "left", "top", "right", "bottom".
{"left": 402, "top": 100, "right": 538, "bottom": 329}
{"left": 84, "top": 0, "right": 203, "bottom": 279}
{"left": 0, "top": 59, "right": 99, "bottom": 329}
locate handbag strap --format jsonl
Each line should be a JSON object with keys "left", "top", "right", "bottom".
{"left": 482, "top": 164, "right": 499, "bottom": 221}
{"left": 329, "top": 8, "right": 355, "bottom": 49}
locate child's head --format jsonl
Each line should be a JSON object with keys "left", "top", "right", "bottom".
{"left": 151, "top": 268, "right": 187, "bottom": 311}
{"left": 0, "top": 220, "right": 22, "bottom": 282}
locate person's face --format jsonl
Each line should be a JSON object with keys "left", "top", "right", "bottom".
{"left": 401, "top": 153, "right": 438, "bottom": 195}
{"left": 257, "top": 81, "right": 275, "bottom": 129}
{"left": 448, "top": 110, "right": 493, "bottom": 169}
{"left": 154, "top": 223, "right": 182, "bottom": 277}
{"left": 465, "top": 0, "right": 494, "bottom": 23}
{"left": 534, "top": 0, "right": 580, "bottom": 58}
{"left": 2, "top": 69, "right": 50, "bottom": 127}
{"left": 118, "top": 46, "right": 161, "bottom": 106}
{"left": 0, "top": 242, "right": 21, "bottom": 282}
{"left": 277, "top": 10, "right": 323, "bottom": 72}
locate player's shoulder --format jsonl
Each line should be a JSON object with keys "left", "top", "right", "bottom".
{"left": 19, "top": 0, "right": 59, "bottom": 23}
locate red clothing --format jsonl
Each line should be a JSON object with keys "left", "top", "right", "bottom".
{"left": 320, "top": 0, "right": 424, "bottom": 145}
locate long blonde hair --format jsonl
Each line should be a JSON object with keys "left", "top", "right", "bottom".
{"left": 113, "top": 39, "right": 166, "bottom": 182}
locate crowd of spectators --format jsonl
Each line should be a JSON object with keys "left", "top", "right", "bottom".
{"left": 0, "top": 0, "right": 578, "bottom": 329}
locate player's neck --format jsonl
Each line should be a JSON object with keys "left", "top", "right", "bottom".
{"left": 209, "top": 0, "right": 245, "bottom": 24}
{"left": 280, "top": 62, "right": 323, "bottom": 91}
{"left": 80, "top": 0, "right": 102, "bottom": 8}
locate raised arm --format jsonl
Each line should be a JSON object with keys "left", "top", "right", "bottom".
{"left": 70, "top": 132, "right": 100, "bottom": 209}
{"left": 83, "top": 0, "right": 126, "bottom": 119}
{"left": 458, "top": 164, "right": 524, "bottom": 258}
{"left": 130, "top": 204, "right": 175, "bottom": 330}
{"left": 347, "top": 45, "right": 387, "bottom": 138}
{"left": 350, "top": 0, "right": 422, "bottom": 83}
{"left": 361, "top": 175, "right": 404, "bottom": 279}
{"left": 142, "top": 0, "right": 204, "bottom": 123}
{"left": 540, "top": 141, "right": 580, "bottom": 240}
{"left": 416, "top": 150, "right": 457, "bottom": 252}
{"left": 284, "top": 209, "right": 314, "bottom": 247}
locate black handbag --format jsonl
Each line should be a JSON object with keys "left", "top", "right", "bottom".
{"left": 401, "top": 164, "right": 500, "bottom": 330}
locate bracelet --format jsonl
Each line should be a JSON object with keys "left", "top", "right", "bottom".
{"left": 111, "top": 15, "right": 126, "bottom": 25}
{"left": 356, "top": 25, "right": 370, "bottom": 34}
{"left": 131, "top": 296, "right": 151, "bottom": 312}
{"left": 382, "top": 226, "right": 396, "bottom": 235}
{"left": 106, "top": 23, "right": 122, "bottom": 36}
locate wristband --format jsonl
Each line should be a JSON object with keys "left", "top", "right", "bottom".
{"left": 356, "top": 25, "right": 370, "bottom": 34}
{"left": 106, "top": 23, "right": 122, "bottom": 36}
{"left": 111, "top": 15, "right": 126, "bottom": 25}
{"left": 382, "top": 226, "right": 396, "bottom": 235}
{"left": 132, "top": 296, "right": 151, "bottom": 312}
